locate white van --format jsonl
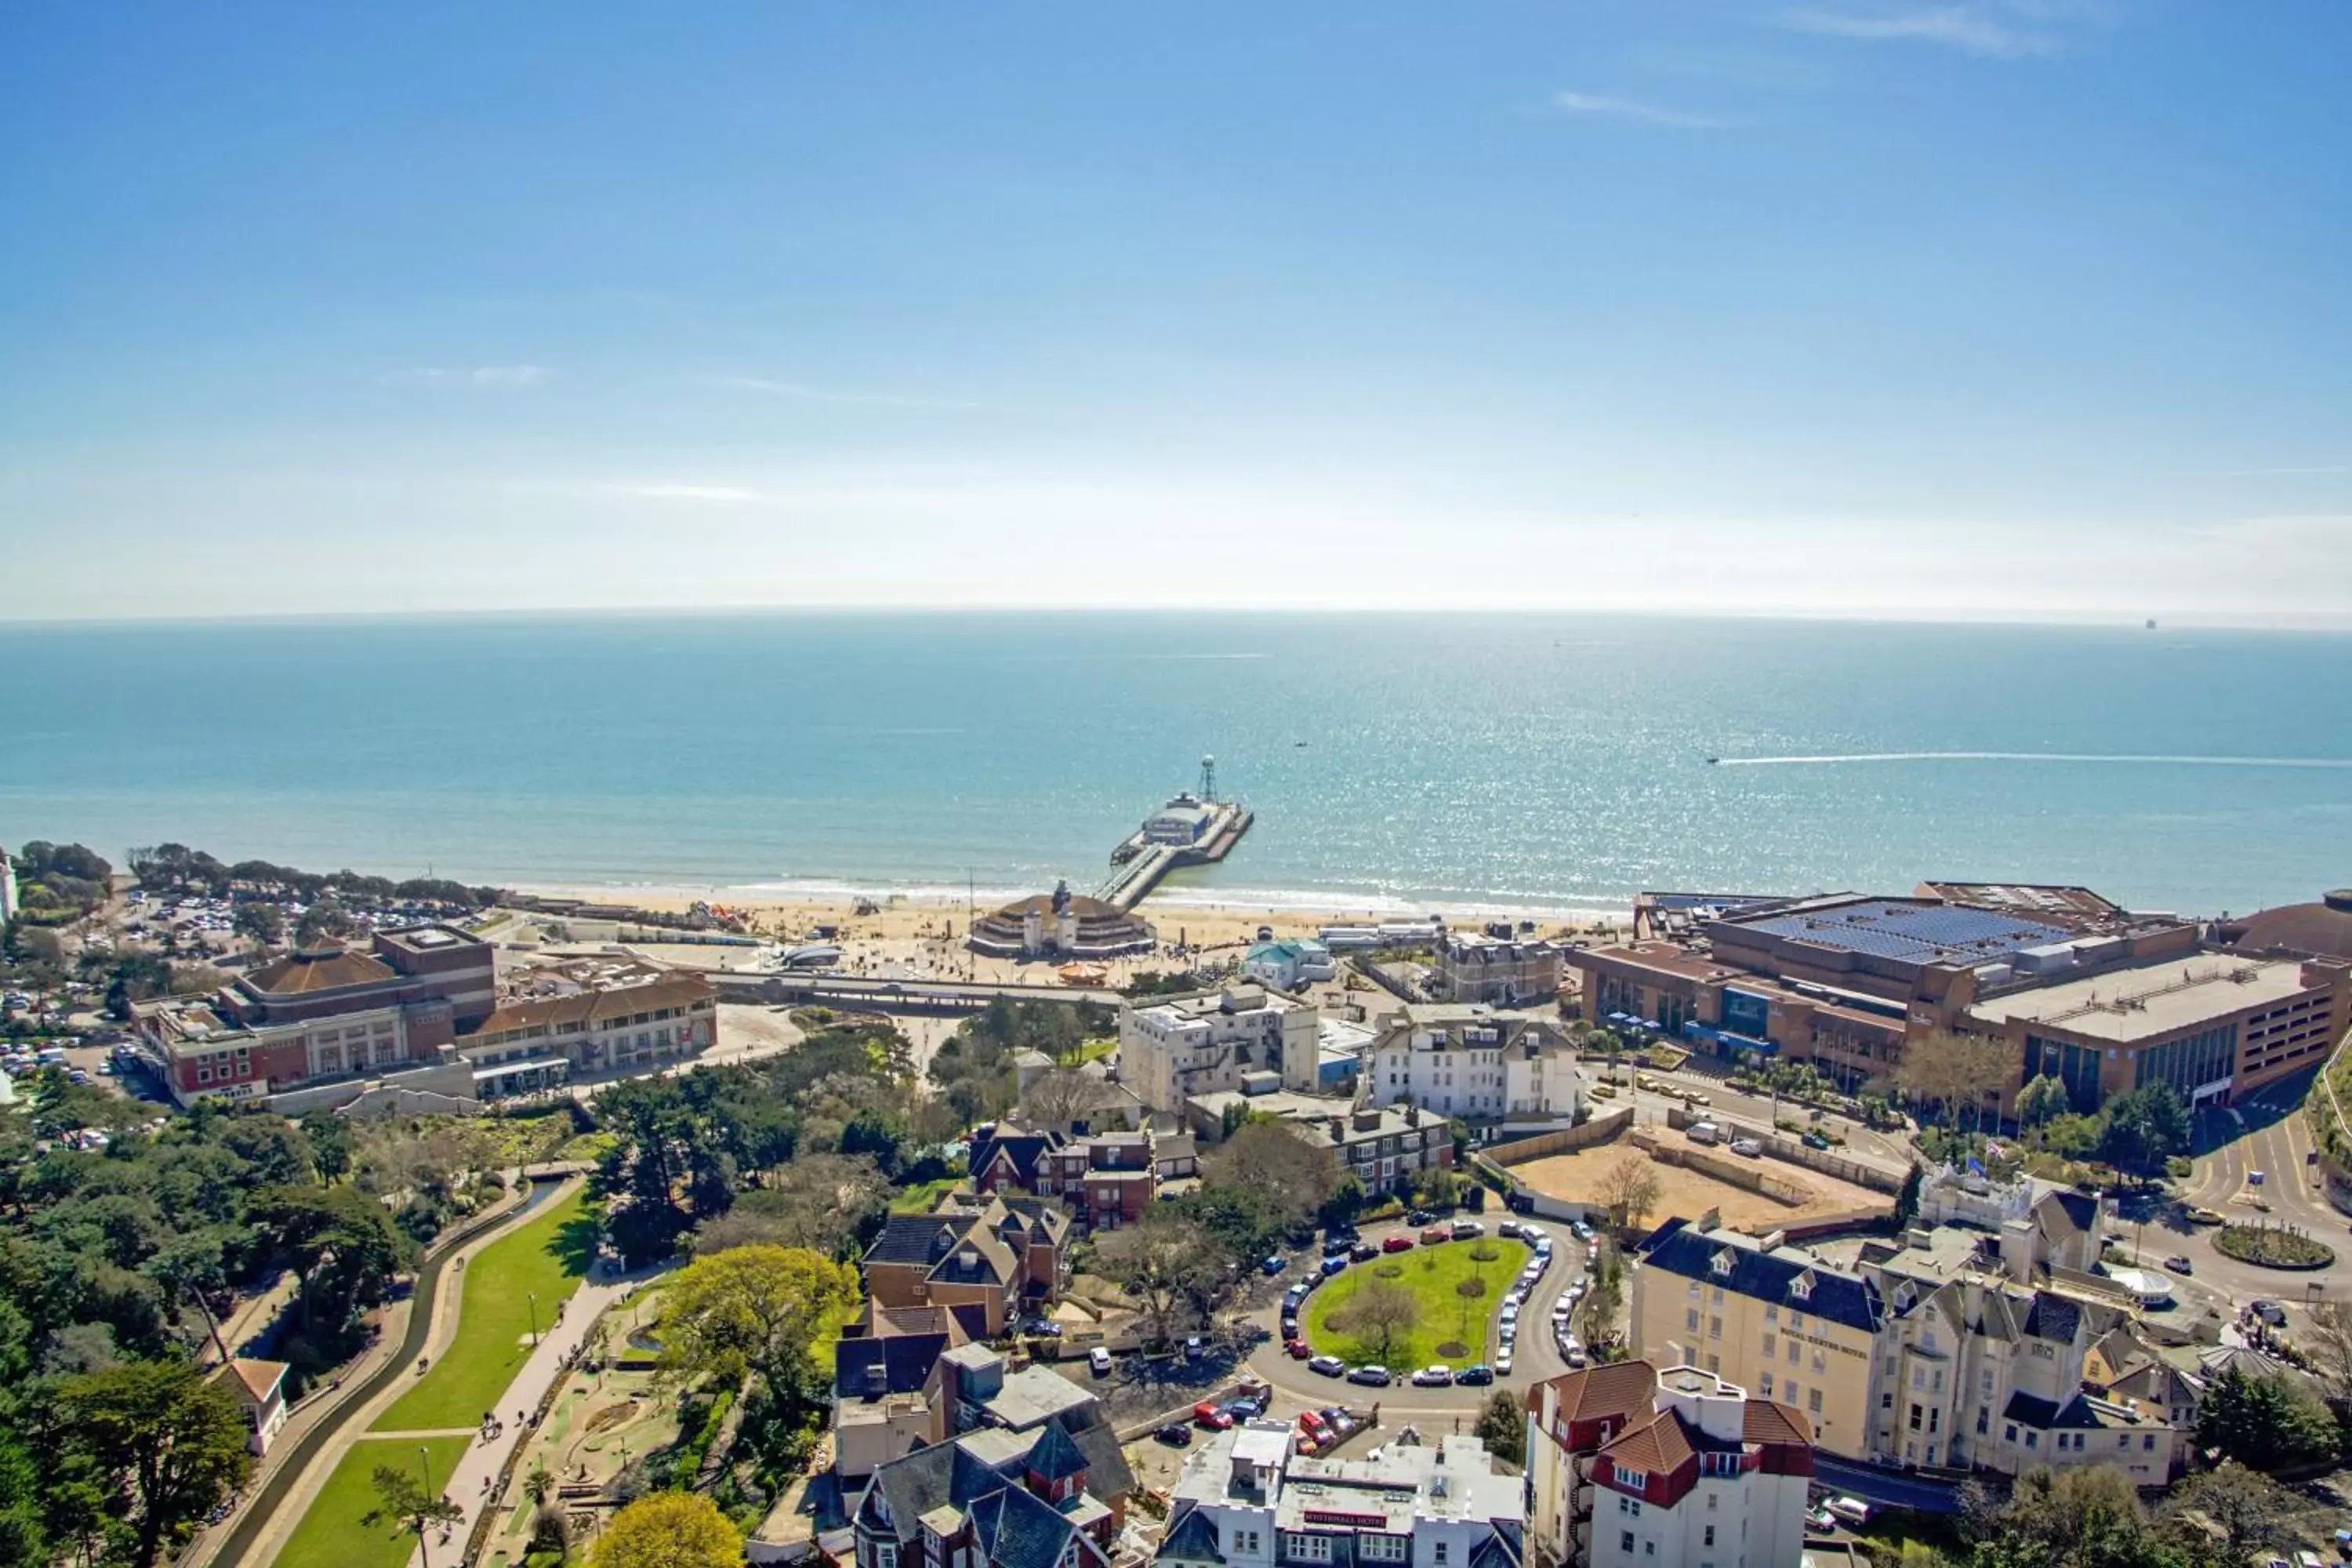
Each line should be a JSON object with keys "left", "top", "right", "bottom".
{"left": 1826, "top": 1497, "right": 1871, "bottom": 1526}
{"left": 1687, "top": 1121, "right": 1722, "bottom": 1146}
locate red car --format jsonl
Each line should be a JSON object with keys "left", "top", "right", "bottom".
{"left": 1286, "top": 1338, "right": 1312, "bottom": 1359}
{"left": 1298, "top": 1409, "right": 1330, "bottom": 1437}
{"left": 1192, "top": 1401, "right": 1234, "bottom": 1430}
{"left": 1419, "top": 1226, "right": 1450, "bottom": 1246}
{"left": 1382, "top": 1234, "right": 1415, "bottom": 1253}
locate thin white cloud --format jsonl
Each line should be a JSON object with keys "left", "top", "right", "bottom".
{"left": 382, "top": 365, "right": 548, "bottom": 389}
{"left": 619, "top": 484, "right": 764, "bottom": 503}
{"left": 1554, "top": 91, "right": 1722, "bottom": 129}
{"left": 1779, "top": 5, "right": 2062, "bottom": 58}
{"left": 710, "top": 374, "right": 1027, "bottom": 413}
{"left": 2177, "top": 464, "right": 2351, "bottom": 478}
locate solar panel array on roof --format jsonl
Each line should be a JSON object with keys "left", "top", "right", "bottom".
{"left": 1733, "top": 900, "right": 2074, "bottom": 964}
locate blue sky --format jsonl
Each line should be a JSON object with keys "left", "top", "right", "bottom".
{"left": 2, "top": 2, "right": 2347, "bottom": 623}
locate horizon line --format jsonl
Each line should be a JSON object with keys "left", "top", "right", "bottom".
{"left": 2, "top": 604, "right": 2349, "bottom": 635}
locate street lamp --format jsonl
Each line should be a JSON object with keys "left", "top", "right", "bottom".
{"left": 527, "top": 1291, "right": 539, "bottom": 1348}
{"left": 416, "top": 1446, "right": 434, "bottom": 1568}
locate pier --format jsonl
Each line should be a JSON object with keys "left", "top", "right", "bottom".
{"left": 1093, "top": 756, "right": 1253, "bottom": 910}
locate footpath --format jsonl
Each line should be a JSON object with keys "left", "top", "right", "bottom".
{"left": 227, "top": 1174, "right": 588, "bottom": 1568}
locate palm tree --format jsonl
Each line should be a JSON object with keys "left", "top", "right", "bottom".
{"left": 523, "top": 1463, "right": 554, "bottom": 1511}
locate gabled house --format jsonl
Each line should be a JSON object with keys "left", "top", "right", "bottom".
{"left": 851, "top": 1414, "right": 1134, "bottom": 1568}
{"left": 210, "top": 1357, "right": 290, "bottom": 1455}
{"left": 859, "top": 1193, "right": 1069, "bottom": 1335}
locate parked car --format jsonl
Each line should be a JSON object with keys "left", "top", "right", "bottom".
{"left": 1287, "top": 1338, "right": 1312, "bottom": 1359}
{"left": 2252, "top": 1299, "right": 2288, "bottom": 1327}
{"left": 1730, "top": 1138, "right": 1764, "bottom": 1158}
{"left": 1494, "top": 1348, "right": 1513, "bottom": 1374}
{"left": 2163, "top": 1254, "right": 2195, "bottom": 1275}
{"left": 1450, "top": 1219, "right": 1484, "bottom": 1240}
{"left": 1382, "top": 1235, "right": 1416, "bottom": 1253}
{"left": 1806, "top": 1504, "right": 1838, "bottom": 1532}
{"left": 1261, "top": 1255, "right": 1288, "bottom": 1276}
{"left": 1687, "top": 1120, "right": 1722, "bottom": 1145}
{"left": 1321, "top": 1254, "right": 1348, "bottom": 1277}
{"left": 1298, "top": 1409, "right": 1330, "bottom": 1438}
{"left": 1155, "top": 1422, "right": 1193, "bottom": 1446}
{"left": 1192, "top": 1402, "right": 1234, "bottom": 1431}
{"left": 1456, "top": 1363, "right": 1494, "bottom": 1385}
{"left": 1826, "top": 1497, "right": 1871, "bottom": 1527}
{"left": 1802, "top": 1131, "right": 1832, "bottom": 1150}
{"left": 1498, "top": 1220, "right": 1523, "bottom": 1238}
{"left": 1348, "top": 1364, "right": 1392, "bottom": 1386}
{"left": 1089, "top": 1347, "right": 1112, "bottom": 1375}
{"left": 1351, "top": 1242, "right": 1380, "bottom": 1261}
{"left": 1411, "top": 1365, "right": 1454, "bottom": 1387}
{"left": 1407, "top": 1210, "right": 1434, "bottom": 1225}
{"left": 1308, "top": 1355, "right": 1347, "bottom": 1377}
{"left": 1420, "top": 1226, "right": 1450, "bottom": 1246}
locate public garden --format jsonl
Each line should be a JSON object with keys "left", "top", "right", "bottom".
{"left": 1302, "top": 1234, "right": 1530, "bottom": 1368}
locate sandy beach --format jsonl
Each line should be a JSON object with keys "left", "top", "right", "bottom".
{"left": 499, "top": 880, "right": 1634, "bottom": 988}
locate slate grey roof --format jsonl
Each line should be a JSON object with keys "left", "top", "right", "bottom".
{"left": 1157, "top": 1505, "right": 1226, "bottom": 1564}
{"left": 834, "top": 1330, "right": 949, "bottom": 1398}
{"left": 2022, "top": 1291, "right": 2082, "bottom": 1345}
{"left": 1639, "top": 1218, "right": 1882, "bottom": 1334}
{"left": 1024, "top": 1420, "right": 1089, "bottom": 1483}
{"left": 866, "top": 1213, "right": 963, "bottom": 1267}
{"left": 1072, "top": 1418, "right": 1136, "bottom": 1499}
{"left": 966, "top": 1483, "right": 1094, "bottom": 1568}
{"left": 2003, "top": 1390, "right": 2105, "bottom": 1430}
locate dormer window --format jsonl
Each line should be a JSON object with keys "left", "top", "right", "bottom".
{"left": 1790, "top": 1273, "right": 1813, "bottom": 1302}
{"left": 1711, "top": 1251, "right": 1735, "bottom": 1279}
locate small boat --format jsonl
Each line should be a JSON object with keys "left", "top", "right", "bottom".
{"left": 1704, "top": 756, "right": 1720, "bottom": 765}
{"left": 1294, "top": 740, "right": 1308, "bottom": 747}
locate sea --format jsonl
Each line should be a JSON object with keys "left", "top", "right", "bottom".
{"left": 1, "top": 612, "right": 2347, "bottom": 920}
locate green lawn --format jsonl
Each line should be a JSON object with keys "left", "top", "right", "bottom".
{"left": 373, "top": 1186, "right": 596, "bottom": 1433}
{"left": 1303, "top": 1236, "right": 1530, "bottom": 1370}
{"left": 889, "top": 1177, "right": 959, "bottom": 1214}
{"left": 274, "top": 1436, "right": 471, "bottom": 1568}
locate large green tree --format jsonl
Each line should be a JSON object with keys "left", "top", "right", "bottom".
{"left": 57, "top": 1359, "right": 254, "bottom": 1568}
{"left": 658, "top": 1244, "right": 860, "bottom": 1399}
{"left": 2195, "top": 1366, "right": 2339, "bottom": 1472}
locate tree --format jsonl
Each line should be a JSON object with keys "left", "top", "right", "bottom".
{"left": 2160, "top": 1461, "right": 2298, "bottom": 1564}
{"left": 522, "top": 1462, "right": 555, "bottom": 1511}
{"left": 1472, "top": 1388, "right": 1524, "bottom": 1465}
{"left": 693, "top": 1155, "right": 888, "bottom": 1261}
{"left": 232, "top": 902, "right": 285, "bottom": 947}
{"left": 1337, "top": 1279, "right": 1416, "bottom": 1365}
{"left": 2196, "top": 1366, "right": 2339, "bottom": 1472}
{"left": 1202, "top": 1120, "right": 1342, "bottom": 1236}
{"left": 361, "top": 1461, "right": 465, "bottom": 1566}
{"left": 1894, "top": 1032, "right": 2014, "bottom": 1134}
{"left": 657, "top": 1244, "right": 859, "bottom": 1399}
{"left": 57, "top": 1359, "right": 255, "bottom": 1568}
{"left": 2099, "top": 1084, "right": 2191, "bottom": 1172}
{"left": 1980, "top": 1465, "right": 2165, "bottom": 1568}
{"left": 1097, "top": 1216, "right": 1229, "bottom": 1343}
{"left": 2302, "top": 1300, "right": 2352, "bottom": 1403}
{"left": 1022, "top": 1067, "right": 1108, "bottom": 1133}
{"left": 2015, "top": 1075, "right": 2071, "bottom": 1142}
{"left": 1894, "top": 1163, "right": 1924, "bottom": 1228}
{"left": 296, "top": 895, "right": 354, "bottom": 948}
{"left": 590, "top": 1492, "right": 743, "bottom": 1568}
{"left": 1594, "top": 1153, "right": 1662, "bottom": 1234}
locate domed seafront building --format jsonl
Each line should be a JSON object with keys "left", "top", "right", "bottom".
{"left": 968, "top": 880, "right": 1155, "bottom": 960}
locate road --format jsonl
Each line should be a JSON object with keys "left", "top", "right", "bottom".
{"left": 2112, "top": 1071, "right": 2350, "bottom": 1320}
{"left": 1240, "top": 1214, "right": 1606, "bottom": 1421}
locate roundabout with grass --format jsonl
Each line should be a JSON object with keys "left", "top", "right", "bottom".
{"left": 1301, "top": 1236, "right": 1530, "bottom": 1369}
{"left": 2214, "top": 1224, "right": 2336, "bottom": 1269}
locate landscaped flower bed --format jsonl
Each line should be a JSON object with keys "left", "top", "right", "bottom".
{"left": 2214, "top": 1224, "right": 2336, "bottom": 1269}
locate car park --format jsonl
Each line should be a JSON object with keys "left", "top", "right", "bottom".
{"left": 1411, "top": 1366, "right": 1453, "bottom": 1387}
{"left": 1308, "top": 1355, "right": 1347, "bottom": 1377}
{"left": 1348, "top": 1364, "right": 1392, "bottom": 1386}
{"left": 1383, "top": 1235, "right": 1415, "bottom": 1253}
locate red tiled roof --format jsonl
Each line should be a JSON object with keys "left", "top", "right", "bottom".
{"left": 212, "top": 1357, "right": 288, "bottom": 1403}
{"left": 1596, "top": 1408, "right": 1695, "bottom": 1479}
{"left": 473, "top": 973, "right": 715, "bottom": 1038}
{"left": 244, "top": 948, "right": 397, "bottom": 996}
{"left": 1742, "top": 1399, "right": 1811, "bottom": 1448}
{"left": 1537, "top": 1359, "right": 1659, "bottom": 1427}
